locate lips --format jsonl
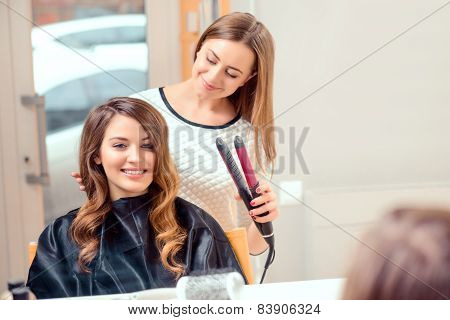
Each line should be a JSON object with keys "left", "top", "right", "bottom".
{"left": 201, "top": 77, "right": 218, "bottom": 91}
{"left": 120, "top": 169, "right": 147, "bottom": 178}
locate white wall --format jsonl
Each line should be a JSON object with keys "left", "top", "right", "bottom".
{"left": 248, "top": 0, "right": 450, "bottom": 281}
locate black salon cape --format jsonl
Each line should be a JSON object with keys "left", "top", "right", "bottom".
{"left": 27, "top": 194, "right": 244, "bottom": 299}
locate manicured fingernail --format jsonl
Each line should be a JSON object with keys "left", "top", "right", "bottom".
{"left": 250, "top": 200, "right": 255, "bottom": 206}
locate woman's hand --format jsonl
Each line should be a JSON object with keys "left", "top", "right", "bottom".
{"left": 235, "top": 182, "right": 279, "bottom": 254}
{"left": 70, "top": 172, "right": 86, "bottom": 191}
{"left": 249, "top": 182, "right": 279, "bottom": 223}
{"left": 235, "top": 181, "right": 279, "bottom": 223}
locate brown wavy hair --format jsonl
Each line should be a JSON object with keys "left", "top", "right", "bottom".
{"left": 69, "top": 97, "right": 187, "bottom": 278}
{"left": 195, "top": 12, "right": 276, "bottom": 172}
{"left": 342, "top": 208, "right": 450, "bottom": 299}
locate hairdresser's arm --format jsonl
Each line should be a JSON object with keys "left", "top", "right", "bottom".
{"left": 247, "top": 223, "right": 269, "bottom": 254}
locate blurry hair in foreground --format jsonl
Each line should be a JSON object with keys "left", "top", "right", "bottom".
{"left": 343, "top": 208, "right": 450, "bottom": 300}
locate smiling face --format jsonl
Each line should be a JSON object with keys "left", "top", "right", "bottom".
{"left": 94, "top": 114, "right": 155, "bottom": 201}
{"left": 192, "top": 38, "right": 256, "bottom": 99}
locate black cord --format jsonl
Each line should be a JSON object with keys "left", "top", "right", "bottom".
{"left": 259, "top": 244, "right": 275, "bottom": 284}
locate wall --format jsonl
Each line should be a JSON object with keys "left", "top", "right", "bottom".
{"left": 249, "top": 0, "right": 450, "bottom": 281}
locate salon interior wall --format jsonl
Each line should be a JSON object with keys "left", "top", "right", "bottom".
{"left": 239, "top": 0, "right": 450, "bottom": 282}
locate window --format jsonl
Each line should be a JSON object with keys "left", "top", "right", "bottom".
{"left": 58, "top": 26, "right": 146, "bottom": 48}
{"left": 45, "top": 70, "right": 147, "bottom": 133}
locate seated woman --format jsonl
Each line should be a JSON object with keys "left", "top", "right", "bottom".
{"left": 27, "top": 97, "right": 243, "bottom": 299}
{"left": 342, "top": 207, "right": 449, "bottom": 300}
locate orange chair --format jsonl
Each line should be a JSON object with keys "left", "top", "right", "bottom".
{"left": 28, "top": 242, "right": 37, "bottom": 266}
{"left": 224, "top": 228, "right": 254, "bottom": 284}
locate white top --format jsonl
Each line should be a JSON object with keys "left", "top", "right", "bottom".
{"left": 132, "top": 87, "right": 255, "bottom": 231}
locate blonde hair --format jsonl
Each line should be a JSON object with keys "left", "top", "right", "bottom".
{"left": 195, "top": 12, "right": 276, "bottom": 172}
{"left": 343, "top": 208, "right": 450, "bottom": 299}
{"left": 70, "top": 97, "right": 187, "bottom": 278}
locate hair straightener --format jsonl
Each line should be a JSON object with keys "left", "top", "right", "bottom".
{"left": 216, "top": 136, "right": 275, "bottom": 283}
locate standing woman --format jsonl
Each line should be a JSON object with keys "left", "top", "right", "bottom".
{"left": 74, "top": 12, "right": 279, "bottom": 255}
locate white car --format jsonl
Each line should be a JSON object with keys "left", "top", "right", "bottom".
{"left": 32, "top": 15, "right": 149, "bottom": 222}
{"left": 32, "top": 14, "right": 148, "bottom": 133}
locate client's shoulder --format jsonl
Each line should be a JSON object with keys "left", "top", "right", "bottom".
{"left": 51, "top": 208, "right": 79, "bottom": 229}
{"left": 42, "top": 208, "right": 79, "bottom": 240}
{"left": 174, "top": 197, "right": 228, "bottom": 240}
{"left": 36, "top": 208, "right": 80, "bottom": 254}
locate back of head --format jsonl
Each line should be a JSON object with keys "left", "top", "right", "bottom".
{"left": 342, "top": 208, "right": 450, "bottom": 299}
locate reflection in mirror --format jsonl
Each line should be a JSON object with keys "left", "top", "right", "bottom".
{"left": 3, "top": 0, "right": 449, "bottom": 300}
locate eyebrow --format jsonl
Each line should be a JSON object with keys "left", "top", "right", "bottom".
{"left": 208, "top": 49, "right": 243, "bottom": 74}
{"left": 109, "top": 137, "right": 150, "bottom": 141}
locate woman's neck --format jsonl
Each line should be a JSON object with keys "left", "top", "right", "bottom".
{"left": 174, "top": 79, "right": 227, "bottom": 111}
{"left": 164, "top": 80, "right": 237, "bottom": 125}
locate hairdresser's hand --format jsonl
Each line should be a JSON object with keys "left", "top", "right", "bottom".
{"left": 70, "top": 172, "right": 86, "bottom": 191}
{"left": 235, "top": 182, "right": 279, "bottom": 223}
{"left": 248, "top": 182, "right": 279, "bottom": 223}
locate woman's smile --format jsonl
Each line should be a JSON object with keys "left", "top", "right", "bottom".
{"left": 120, "top": 168, "right": 148, "bottom": 179}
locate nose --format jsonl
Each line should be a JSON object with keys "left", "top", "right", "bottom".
{"left": 127, "top": 145, "right": 144, "bottom": 166}
{"left": 207, "top": 65, "right": 221, "bottom": 83}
